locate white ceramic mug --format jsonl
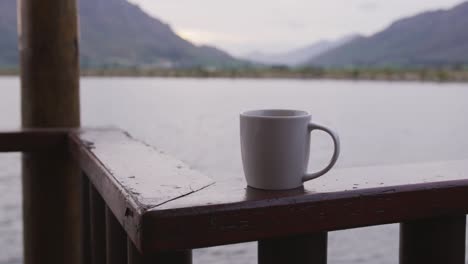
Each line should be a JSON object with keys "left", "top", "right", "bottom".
{"left": 240, "top": 109, "right": 340, "bottom": 190}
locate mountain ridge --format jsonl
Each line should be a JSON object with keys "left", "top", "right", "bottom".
{"left": 0, "top": 0, "right": 241, "bottom": 68}
{"left": 0, "top": 1, "right": 18, "bottom": 67}
{"left": 244, "top": 35, "right": 360, "bottom": 66}
{"left": 307, "top": 1, "right": 468, "bottom": 68}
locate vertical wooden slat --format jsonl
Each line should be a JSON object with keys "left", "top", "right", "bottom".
{"left": 106, "top": 206, "right": 127, "bottom": 264}
{"left": 400, "top": 215, "right": 466, "bottom": 264}
{"left": 90, "top": 184, "right": 106, "bottom": 264}
{"left": 127, "top": 238, "right": 192, "bottom": 264}
{"left": 258, "top": 233, "right": 327, "bottom": 264}
{"left": 128, "top": 239, "right": 144, "bottom": 264}
{"left": 81, "top": 174, "right": 91, "bottom": 264}
{"left": 19, "top": 0, "right": 80, "bottom": 263}
{"left": 152, "top": 251, "right": 193, "bottom": 264}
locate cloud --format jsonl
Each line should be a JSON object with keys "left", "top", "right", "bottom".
{"left": 131, "top": 0, "right": 467, "bottom": 55}
{"left": 358, "top": 2, "right": 379, "bottom": 11}
{"left": 175, "top": 29, "right": 247, "bottom": 45}
{"left": 285, "top": 20, "right": 308, "bottom": 30}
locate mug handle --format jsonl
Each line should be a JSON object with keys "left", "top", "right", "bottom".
{"left": 303, "top": 123, "right": 341, "bottom": 182}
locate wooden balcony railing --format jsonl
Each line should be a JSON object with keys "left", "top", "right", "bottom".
{"left": 1, "top": 128, "right": 467, "bottom": 264}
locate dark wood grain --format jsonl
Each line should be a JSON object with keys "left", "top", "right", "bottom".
{"left": 21, "top": 150, "right": 81, "bottom": 263}
{"left": 259, "top": 233, "right": 327, "bottom": 264}
{"left": 68, "top": 129, "right": 468, "bottom": 253}
{"left": 70, "top": 129, "right": 143, "bottom": 249}
{"left": 106, "top": 206, "right": 127, "bottom": 264}
{"left": 127, "top": 239, "right": 191, "bottom": 264}
{"left": 81, "top": 174, "right": 91, "bottom": 264}
{"left": 90, "top": 184, "right": 106, "bottom": 264}
{"left": 400, "top": 215, "right": 466, "bottom": 264}
{"left": 68, "top": 129, "right": 214, "bottom": 250}
{"left": 19, "top": 0, "right": 80, "bottom": 262}
{"left": 143, "top": 160, "right": 468, "bottom": 251}
{"left": 0, "top": 130, "right": 68, "bottom": 152}
{"left": 150, "top": 251, "right": 193, "bottom": 264}
{"left": 128, "top": 239, "right": 144, "bottom": 264}
{"left": 19, "top": 0, "right": 80, "bottom": 128}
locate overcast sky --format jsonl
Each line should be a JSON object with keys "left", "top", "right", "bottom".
{"left": 129, "top": 0, "right": 466, "bottom": 56}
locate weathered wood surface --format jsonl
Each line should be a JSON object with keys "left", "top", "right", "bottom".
{"left": 0, "top": 130, "right": 68, "bottom": 152}
{"left": 158, "top": 159, "right": 468, "bottom": 209}
{"left": 68, "top": 129, "right": 214, "bottom": 250}
{"left": 67, "top": 129, "right": 468, "bottom": 253}
{"left": 145, "top": 159, "right": 468, "bottom": 251}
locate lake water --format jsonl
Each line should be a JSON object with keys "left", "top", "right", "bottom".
{"left": 1, "top": 77, "right": 468, "bottom": 263}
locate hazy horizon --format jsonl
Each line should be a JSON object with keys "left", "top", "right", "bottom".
{"left": 129, "top": 0, "right": 466, "bottom": 56}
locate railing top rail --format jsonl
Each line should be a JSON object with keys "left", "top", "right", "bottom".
{"left": 0, "top": 129, "right": 68, "bottom": 152}
{"left": 68, "top": 128, "right": 214, "bottom": 250}
{"left": 2, "top": 129, "right": 468, "bottom": 254}
{"left": 64, "top": 129, "right": 468, "bottom": 253}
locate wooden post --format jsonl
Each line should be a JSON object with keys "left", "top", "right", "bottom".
{"left": 258, "top": 233, "right": 327, "bottom": 264}
{"left": 127, "top": 240, "right": 192, "bottom": 264}
{"left": 90, "top": 185, "right": 107, "bottom": 264}
{"left": 81, "top": 174, "right": 91, "bottom": 264}
{"left": 400, "top": 215, "right": 466, "bottom": 264}
{"left": 106, "top": 206, "right": 127, "bottom": 264}
{"left": 128, "top": 239, "right": 145, "bottom": 264}
{"left": 19, "top": 0, "right": 80, "bottom": 263}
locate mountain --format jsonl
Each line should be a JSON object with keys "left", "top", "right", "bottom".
{"left": 0, "top": 0, "right": 241, "bottom": 68}
{"left": 308, "top": 2, "right": 468, "bottom": 68}
{"left": 244, "top": 35, "right": 359, "bottom": 66}
{"left": 0, "top": 1, "right": 18, "bottom": 67}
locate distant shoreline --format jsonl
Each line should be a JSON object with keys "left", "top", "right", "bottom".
{"left": 2, "top": 68, "right": 468, "bottom": 83}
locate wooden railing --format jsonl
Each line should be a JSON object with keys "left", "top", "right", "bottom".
{"left": 1, "top": 128, "right": 468, "bottom": 264}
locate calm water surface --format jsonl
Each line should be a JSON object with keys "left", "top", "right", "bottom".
{"left": 1, "top": 77, "right": 468, "bottom": 263}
